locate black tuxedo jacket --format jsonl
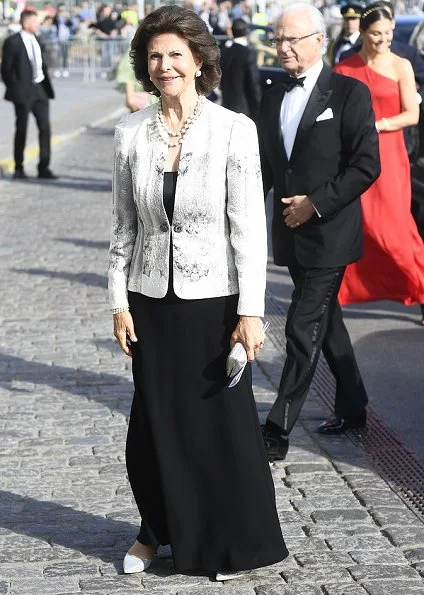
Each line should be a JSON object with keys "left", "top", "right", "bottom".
{"left": 220, "top": 42, "right": 262, "bottom": 121}
{"left": 258, "top": 64, "right": 380, "bottom": 268}
{"left": 1, "top": 32, "right": 54, "bottom": 105}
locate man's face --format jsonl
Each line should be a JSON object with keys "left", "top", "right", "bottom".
{"left": 275, "top": 11, "right": 324, "bottom": 76}
{"left": 23, "top": 14, "right": 39, "bottom": 34}
{"left": 343, "top": 17, "right": 360, "bottom": 36}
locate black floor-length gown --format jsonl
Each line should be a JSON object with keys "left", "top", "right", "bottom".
{"left": 126, "top": 172, "right": 288, "bottom": 572}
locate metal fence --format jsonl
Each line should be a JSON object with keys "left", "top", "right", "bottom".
{"left": 41, "top": 38, "right": 131, "bottom": 81}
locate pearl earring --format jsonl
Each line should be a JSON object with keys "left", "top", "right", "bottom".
{"left": 195, "top": 70, "right": 202, "bottom": 78}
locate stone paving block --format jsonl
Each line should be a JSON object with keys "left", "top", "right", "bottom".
{"left": 361, "top": 581, "right": 424, "bottom": 594}
{"left": 307, "top": 525, "right": 381, "bottom": 540}
{"left": 10, "top": 577, "right": 80, "bottom": 594}
{"left": 277, "top": 510, "right": 312, "bottom": 524}
{"left": 311, "top": 509, "right": 370, "bottom": 524}
{"left": 326, "top": 535, "right": 391, "bottom": 551}
{"left": 382, "top": 526, "right": 424, "bottom": 548}
{"left": 281, "top": 567, "right": 352, "bottom": 586}
{"left": 404, "top": 547, "right": 424, "bottom": 564}
{"left": 321, "top": 586, "right": 368, "bottom": 595}
{"left": 352, "top": 488, "right": 406, "bottom": 508}
{"left": 348, "top": 564, "right": 419, "bottom": 581}
{"left": 293, "top": 551, "right": 353, "bottom": 567}
{"left": 43, "top": 562, "right": 100, "bottom": 577}
{"left": 176, "top": 587, "right": 254, "bottom": 595}
{"left": 291, "top": 495, "right": 360, "bottom": 512}
{"left": 285, "top": 464, "right": 333, "bottom": 475}
{"left": 369, "top": 507, "right": 423, "bottom": 528}
{"left": 79, "top": 576, "right": 142, "bottom": 591}
{"left": 0, "top": 565, "right": 43, "bottom": 580}
{"left": 0, "top": 582, "right": 9, "bottom": 595}
{"left": 255, "top": 585, "right": 321, "bottom": 595}
{"left": 348, "top": 549, "right": 410, "bottom": 565}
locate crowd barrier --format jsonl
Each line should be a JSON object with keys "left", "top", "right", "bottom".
{"left": 41, "top": 38, "right": 131, "bottom": 81}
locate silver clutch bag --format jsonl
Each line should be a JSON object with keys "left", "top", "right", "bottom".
{"left": 226, "top": 321, "right": 269, "bottom": 388}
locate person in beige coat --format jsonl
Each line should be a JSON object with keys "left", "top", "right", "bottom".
{"left": 108, "top": 4, "right": 288, "bottom": 582}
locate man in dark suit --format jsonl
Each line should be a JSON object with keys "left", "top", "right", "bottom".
{"left": 258, "top": 3, "right": 380, "bottom": 461}
{"left": 1, "top": 10, "right": 57, "bottom": 179}
{"left": 327, "top": 2, "right": 364, "bottom": 65}
{"left": 220, "top": 18, "right": 262, "bottom": 121}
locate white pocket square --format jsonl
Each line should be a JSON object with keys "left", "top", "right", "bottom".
{"left": 316, "top": 108, "right": 333, "bottom": 122}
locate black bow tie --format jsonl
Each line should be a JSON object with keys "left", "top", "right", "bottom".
{"left": 282, "top": 76, "right": 306, "bottom": 93}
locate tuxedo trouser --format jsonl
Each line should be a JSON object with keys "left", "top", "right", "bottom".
{"left": 267, "top": 264, "right": 368, "bottom": 435}
{"left": 13, "top": 83, "right": 51, "bottom": 172}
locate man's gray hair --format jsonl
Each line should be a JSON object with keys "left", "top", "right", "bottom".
{"left": 276, "top": 2, "right": 328, "bottom": 54}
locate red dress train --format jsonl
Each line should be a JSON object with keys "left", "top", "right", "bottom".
{"left": 334, "top": 54, "right": 424, "bottom": 305}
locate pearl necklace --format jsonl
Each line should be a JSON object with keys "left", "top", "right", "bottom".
{"left": 157, "top": 96, "right": 204, "bottom": 147}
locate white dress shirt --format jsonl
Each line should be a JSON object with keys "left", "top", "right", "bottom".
{"left": 20, "top": 30, "right": 44, "bottom": 83}
{"left": 280, "top": 59, "right": 324, "bottom": 160}
{"left": 334, "top": 31, "right": 360, "bottom": 64}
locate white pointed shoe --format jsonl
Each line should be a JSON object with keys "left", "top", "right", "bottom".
{"left": 216, "top": 570, "right": 251, "bottom": 581}
{"left": 123, "top": 553, "right": 152, "bottom": 574}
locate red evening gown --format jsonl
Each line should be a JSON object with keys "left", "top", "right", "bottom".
{"left": 334, "top": 54, "right": 424, "bottom": 306}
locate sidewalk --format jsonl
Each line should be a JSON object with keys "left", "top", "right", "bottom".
{"left": 0, "top": 78, "right": 125, "bottom": 174}
{"left": 0, "top": 118, "right": 424, "bottom": 595}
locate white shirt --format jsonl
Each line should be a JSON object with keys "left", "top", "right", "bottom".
{"left": 334, "top": 31, "right": 360, "bottom": 64}
{"left": 280, "top": 59, "right": 324, "bottom": 160}
{"left": 20, "top": 30, "right": 44, "bottom": 84}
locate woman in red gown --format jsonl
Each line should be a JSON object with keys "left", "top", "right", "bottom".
{"left": 334, "top": 5, "right": 424, "bottom": 325}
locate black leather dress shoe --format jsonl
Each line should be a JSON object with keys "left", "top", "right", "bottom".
{"left": 38, "top": 169, "right": 58, "bottom": 179}
{"left": 318, "top": 410, "right": 367, "bottom": 435}
{"left": 261, "top": 423, "right": 289, "bottom": 462}
{"left": 13, "top": 169, "right": 28, "bottom": 179}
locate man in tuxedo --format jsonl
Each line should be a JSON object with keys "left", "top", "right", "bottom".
{"left": 220, "top": 18, "right": 262, "bottom": 121}
{"left": 1, "top": 10, "right": 57, "bottom": 179}
{"left": 328, "top": 2, "right": 364, "bottom": 65}
{"left": 258, "top": 3, "right": 380, "bottom": 461}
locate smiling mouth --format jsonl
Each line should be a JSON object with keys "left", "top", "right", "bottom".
{"left": 159, "top": 76, "right": 180, "bottom": 82}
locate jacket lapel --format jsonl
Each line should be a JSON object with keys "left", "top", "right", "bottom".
{"left": 268, "top": 85, "right": 289, "bottom": 165}
{"left": 290, "top": 65, "right": 333, "bottom": 164}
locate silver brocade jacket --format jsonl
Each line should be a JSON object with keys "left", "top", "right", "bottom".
{"left": 108, "top": 99, "right": 267, "bottom": 316}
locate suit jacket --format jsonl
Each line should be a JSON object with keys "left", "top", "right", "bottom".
{"left": 108, "top": 100, "right": 267, "bottom": 316}
{"left": 220, "top": 42, "right": 262, "bottom": 121}
{"left": 1, "top": 32, "right": 54, "bottom": 104}
{"left": 258, "top": 64, "right": 381, "bottom": 268}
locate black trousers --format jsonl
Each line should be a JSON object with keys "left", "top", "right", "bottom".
{"left": 267, "top": 264, "right": 368, "bottom": 434}
{"left": 13, "top": 83, "right": 51, "bottom": 172}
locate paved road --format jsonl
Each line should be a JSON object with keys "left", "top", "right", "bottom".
{"left": 0, "top": 95, "right": 424, "bottom": 594}
{"left": 0, "top": 78, "right": 125, "bottom": 172}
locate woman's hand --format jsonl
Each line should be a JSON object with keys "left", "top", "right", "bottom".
{"left": 230, "top": 316, "right": 265, "bottom": 362}
{"left": 113, "top": 311, "right": 138, "bottom": 357}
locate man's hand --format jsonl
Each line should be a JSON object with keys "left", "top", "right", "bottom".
{"left": 282, "top": 195, "right": 316, "bottom": 228}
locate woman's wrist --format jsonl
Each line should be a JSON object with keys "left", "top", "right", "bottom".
{"left": 112, "top": 306, "right": 129, "bottom": 315}
{"left": 378, "top": 117, "right": 391, "bottom": 132}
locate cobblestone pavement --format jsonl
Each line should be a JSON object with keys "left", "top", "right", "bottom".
{"left": 0, "top": 121, "right": 424, "bottom": 595}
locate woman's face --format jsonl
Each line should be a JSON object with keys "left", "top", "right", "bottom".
{"left": 361, "top": 17, "right": 393, "bottom": 55}
{"left": 147, "top": 32, "right": 203, "bottom": 99}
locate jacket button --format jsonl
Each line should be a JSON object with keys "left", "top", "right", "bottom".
{"left": 160, "top": 223, "right": 168, "bottom": 232}
{"left": 173, "top": 224, "right": 183, "bottom": 233}
{"left": 287, "top": 168, "right": 293, "bottom": 174}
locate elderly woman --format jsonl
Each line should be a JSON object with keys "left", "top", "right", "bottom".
{"left": 108, "top": 4, "right": 287, "bottom": 581}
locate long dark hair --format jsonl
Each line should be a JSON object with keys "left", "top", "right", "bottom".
{"left": 130, "top": 5, "right": 221, "bottom": 96}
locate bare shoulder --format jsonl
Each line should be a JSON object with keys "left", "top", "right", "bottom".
{"left": 392, "top": 53, "right": 414, "bottom": 78}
